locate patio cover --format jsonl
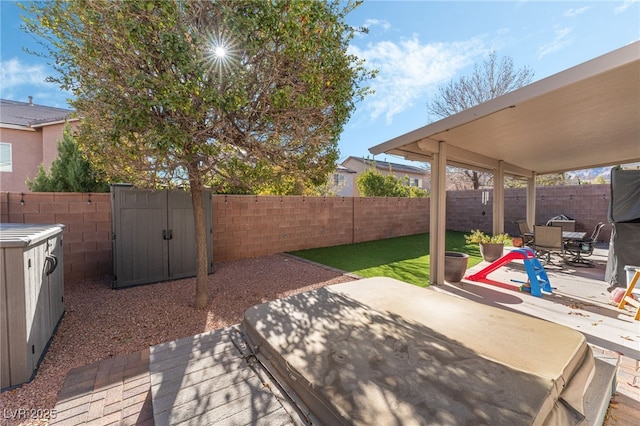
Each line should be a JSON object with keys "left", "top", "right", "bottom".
{"left": 369, "top": 41, "right": 640, "bottom": 285}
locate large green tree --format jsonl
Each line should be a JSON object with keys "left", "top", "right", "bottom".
{"left": 357, "top": 166, "right": 429, "bottom": 198}
{"left": 27, "top": 124, "right": 110, "bottom": 192}
{"left": 23, "top": 0, "right": 373, "bottom": 308}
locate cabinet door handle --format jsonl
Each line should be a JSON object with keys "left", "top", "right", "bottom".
{"left": 44, "top": 254, "right": 58, "bottom": 276}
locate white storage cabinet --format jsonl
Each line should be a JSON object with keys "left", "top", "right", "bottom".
{"left": 1, "top": 223, "right": 65, "bottom": 389}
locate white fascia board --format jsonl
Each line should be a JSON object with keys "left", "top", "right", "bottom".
{"left": 386, "top": 148, "right": 433, "bottom": 163}
{"left": 503, "top": 163, "right": 535, "bottom": 179}
{"left": 0, "top": 123, "right": 36, "bottom": 131}
{"left": 446, "top": 145, "right": 534, "bottom": 178}
{"left": 31, "top": 117, "right": 79, "bottom": 128}
{"left": 445, "top": 144, "right": 499, "bottom": 170}
{"left": 539, "top": 157, "right": 640, "bottom": 176}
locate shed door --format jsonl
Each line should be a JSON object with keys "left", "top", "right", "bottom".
{"left": 111, "top": 187, "right": 213, "bottom": 288}
{"left": 112, "top": 189, "right": 169, "bottom": 287}
{"left": 167, "top": 190, "right": 213, "bottom": 280}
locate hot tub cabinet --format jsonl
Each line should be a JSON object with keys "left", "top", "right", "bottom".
{"left": 1, "top": 223, "right": 65, "bottom": 389}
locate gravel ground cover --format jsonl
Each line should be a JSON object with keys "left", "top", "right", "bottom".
{"left": 0, "top": 254, "right": 354, "bottom": 426}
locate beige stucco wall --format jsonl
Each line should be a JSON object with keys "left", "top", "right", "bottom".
{"left": 0, "top": 127, "right": 43, "bottom": 192}
{"left": 41, "top": 122, "right": 68, "bottom": 168}
{"left": 0, "top": 121, "right": 72, "bottom": 193}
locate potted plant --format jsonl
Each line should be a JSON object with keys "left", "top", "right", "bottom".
{"left": 444, "top": 251, "right": 469, "bottom": 282}
{"left": 511, "top": 236, "right": 523, "bottom": 248}
{"left": 464, "top": 229, "right": 509, "bottom": 262}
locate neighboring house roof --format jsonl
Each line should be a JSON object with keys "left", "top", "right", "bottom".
{"left": 0, "top": 98, "right": 73, "bottom": 128}
{"left": 342, "top": 156, "right": 427, "bottom": 175}
{"left": 334, "top": 164, "right": 357, "bottom": 173}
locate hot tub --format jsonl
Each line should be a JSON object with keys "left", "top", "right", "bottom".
{"left": 242, "top": 277, "right": 594, "bottom": 425}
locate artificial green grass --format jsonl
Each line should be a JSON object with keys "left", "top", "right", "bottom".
{"left": 289, "top": 231, "right": 485, "bottom": 287}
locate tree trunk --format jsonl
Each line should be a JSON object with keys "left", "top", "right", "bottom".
{"left": 464, "top": 170, "right": 481, "bottom": 189}
{"left": 189, "top": 184, "right": 209, "bottom": 309}
{"left": 472, "top": 171, "right": 480, "bottom": 190}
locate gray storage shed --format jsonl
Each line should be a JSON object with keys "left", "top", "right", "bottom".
{"left": 111, "top": 185, "right": 213, "bottom": 289}
{"left": 1, "top": 223, "right": 65, "bottom": 389}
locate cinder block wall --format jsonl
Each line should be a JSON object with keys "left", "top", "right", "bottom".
{"left": 353, "top": 197, "right": 429, "bottom": 243}
{"left": 446, "top": 184, "right": 612, "bottom": 241}
{"left": 213, "top": 195, "right": 355, "bottom": 262}
{"left": 2, "top": 192, "right": 112, "bottom": 281}
{"left": 2, "top": 185, "right": 610, "bottom": 281}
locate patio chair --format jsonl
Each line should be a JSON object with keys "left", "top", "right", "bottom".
{"left": 515, "top": 220, "right": 534, "bottom": 247}
{"left": 533, "top": 225, "right": 565, "bottom": 264}
{"left": 564, "top": 222, "right": 605, "bottom": 267}
{"left": 548, "top": 219, "right": 576, "bottom": 232}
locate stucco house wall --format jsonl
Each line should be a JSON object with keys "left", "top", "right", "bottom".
{"left": 0, "top": 99, "right": 74, "bottom": 193}
{"left": 0, "top": 127, "right": 43, "bottom": 192}
{"left": 329, "top": 165, "right": 357, "bottom": 196}
{"left": 41, "top": 122, "right": 68, "bottom": 168}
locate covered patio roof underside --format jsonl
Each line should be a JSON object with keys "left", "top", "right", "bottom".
{"left": 369, "top": 41, "right": 639, "bottom": 285}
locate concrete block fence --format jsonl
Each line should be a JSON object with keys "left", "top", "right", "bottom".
{"left": 1, "top": 191, "right": 112, "bottom": 281}
{"left": 446, "top": 185, "right": 612, "bottom": 242}
{"left": 1, "top": 185, "right": 610, "bottom": 281}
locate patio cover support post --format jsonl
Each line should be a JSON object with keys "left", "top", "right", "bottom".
{"left": 526, "top": 174, "right": 537, "bottom": 230}
{"left": 429, "top": 142, "right": 447, "bottom": 285}
{"left": 493, "top": 161, "right": 505, "bottom": 235}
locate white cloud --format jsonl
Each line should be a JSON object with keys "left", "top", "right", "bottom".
{"left": 0, "top": 58, "right": 71, "bottom": 107}
{"left": 362, "top": 18, "right": 391, "bottom": 32}
{"left": 564, "top": 6, "right": 591, "bottom": 17}
{"left": 349, "top": 36, "right": 487, "bottom": 124}
{"left": 614, "top": 0, "right": 638, "bottom": 14}
{"left": 537, "top": 26, "right": 573, "bottom": 59}
{"left": 0, "top": 58, "right": 52, "bottom": 90}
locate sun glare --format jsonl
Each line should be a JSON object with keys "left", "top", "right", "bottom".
{"left": 205, "top": 32, "right": 237, "bottom": 80}
{"left": 214, "top": 46, "right": 226, "bottom": 58}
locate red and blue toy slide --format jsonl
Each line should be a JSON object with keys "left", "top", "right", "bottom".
{"left": 465, "top": 247, "right": 552, "bottom": 297}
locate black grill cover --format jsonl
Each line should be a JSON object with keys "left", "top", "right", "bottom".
{"left": 608, "top": 166, "right": 640, "bottom": 223}
{"left": 606, "top": 166, "right": 640, "bottom": 287}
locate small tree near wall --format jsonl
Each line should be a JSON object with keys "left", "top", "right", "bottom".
{"left": 27, "top": 124, "right": 110, "bottom": 193}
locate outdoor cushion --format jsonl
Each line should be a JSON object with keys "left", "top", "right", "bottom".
{"left": 242, "top": 277, "right": 594, "bottom": 425}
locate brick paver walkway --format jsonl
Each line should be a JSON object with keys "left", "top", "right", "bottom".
{"left": 602, "top": 349, "right": 640, "bottom": 425}
{"left": 50, "top": 349, "right": 153, "bottom": 426}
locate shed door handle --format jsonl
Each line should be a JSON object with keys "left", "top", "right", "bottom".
{"left": 163, "top": 229, "right": 173, "bottom": 240}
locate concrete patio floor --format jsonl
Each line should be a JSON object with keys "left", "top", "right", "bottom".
{"left": 50, "top": 245, "right": 639, "bottom": 425}
{"left": 438, "top": 245, "right": 639, "bottom": 359}
{"left": 433, "top": 244, "right": 639, "bottom": 424}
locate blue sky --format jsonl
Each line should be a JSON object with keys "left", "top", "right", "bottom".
{"left": 2, "top": 0, "right": 639, "bottom": 166}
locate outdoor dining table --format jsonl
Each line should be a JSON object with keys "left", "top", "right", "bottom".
{"left": 523, "top": 231, "right": 588, "bottom": 266}
{"left": 522, "top": 231, "right": 587, "bottom": 242}
{"left": 562, "top": 231, "right": 587, "bottom": 241}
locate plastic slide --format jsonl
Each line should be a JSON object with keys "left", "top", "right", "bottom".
{"left": 466, "top": 248, "right": 552, "bottom": 297}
